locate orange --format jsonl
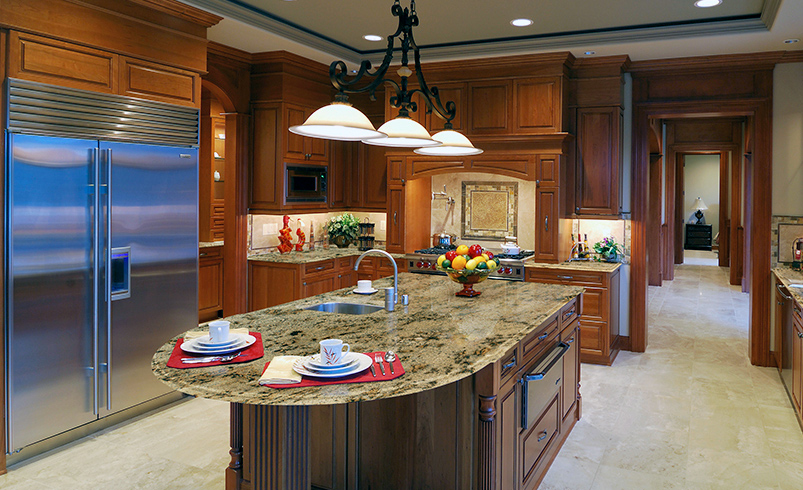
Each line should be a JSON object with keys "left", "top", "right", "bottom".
{"left": 451, "top": 255, "right": 467, "bottom": 270}
{"left": 455, "top": 244, "right": 469, "bottom": 255}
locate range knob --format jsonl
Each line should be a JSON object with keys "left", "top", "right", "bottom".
{"left": 504, "top": 267, "right": 512, "bottom": 274}
{"left": 416, "top": 261, "right": 424, "bottom": 268}
{"left": 423, "top": 261, "right": 431, "bottom": 269}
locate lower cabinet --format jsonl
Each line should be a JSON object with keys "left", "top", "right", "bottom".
{"left": 308, "top": 295, "right": 582, "bottom": 490}
{"left": 792, "top": 302, "right": 803, "bottom": 415}
{"left": 526, "top": 266, "right": 621, "bottom": 365}
{"left": 198, "top": 246, "right": 223, "bottom": 322}
{"left": 247, "top": 254, "right": 406, "bottom": 311}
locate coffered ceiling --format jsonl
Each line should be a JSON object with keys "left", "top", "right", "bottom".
{"left": 186, "top": 0, "right": 800, "bottom": 65}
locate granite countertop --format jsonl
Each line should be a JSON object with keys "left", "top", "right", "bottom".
{"left": 199, "top": 241, "right": 224, "bottom": 248}
{"left": 526, "top": 261, "right": 622, "bottom": 273}
{"left": 773, "top": 265, "right": 803, "bottom": 304}
{"left": 152, "top": 273, "right": 583, "bottom": 406}
{"left": 248, "top": 246, "right": 406, "bottom": 264}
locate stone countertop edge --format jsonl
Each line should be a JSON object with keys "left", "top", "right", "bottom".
{"left": 526, "top": 261, "right": 622, "bottom": 273}
{"left": 152, "top": 273, "right": 583, "bottom": 407}
{"left": 773, "top": 266, "right": 803, "bottom": 305}
{"left": 199, "top": 241, "right": 224, "bottom": 249}
{"left": 248, "top": 247, "right": 406, "bottom": 264}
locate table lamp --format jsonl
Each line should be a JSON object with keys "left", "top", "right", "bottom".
{"left": 691, "top": 197, "right": 708, "bottom": 224}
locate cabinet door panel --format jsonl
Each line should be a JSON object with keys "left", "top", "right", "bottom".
{"left": 285, "top": 105, "right": 307, "bottom": 159}
{"left": 500, "top": 383, "right": 518, "bottom": 490}
{"left": 469, "top": 155, "right": 533, "bottom": 180}
{"left": 304, "top": 274, "right": 337, "bottom": 298}
{"left": 536, "top": 155, "right": 560, "bottom": 187}
{"left": 793, "top": 318, "right": 803, "bottom": 412}
{"left": 387, "top": 187, "right": 404, "bottom": 252}
{"left": 469, "top": 82, "right": 510, "bottom": 134}
{"left": 580, "top": 287, "right": 606, "bottom": 321}
{"left": 579, "top": 320, "right": 605, "bottom": 353}
{"left": 562, "top": 326, "right": 579, "bottom": 420}
{"left": 425, "top": 83, "right": 466, "bottom": 132}
{"left": 121, "top": 57, "right": 199, "bottom": 106}
{"left": 250, "top": 106, "right": 280, "bottom": 209}
{"left": 534, "top": 189, "right": 558, "bottom": 262}
{"left": 361, "top": 145, "right": 388, "bottom": 209}
{"left": 521, "top": 393, "right": 560, "bottom": 486}
{"left": 514, "top": 78, "right": 560, "bottom": 133}
{"left": 198, "top": 256, "right": 223, "bottom": 320}
{"left": 248, "top": 263, "right": 299, "bottom": 310}
{"left": 576, "top": 107, "right": 621, "bottom": 215}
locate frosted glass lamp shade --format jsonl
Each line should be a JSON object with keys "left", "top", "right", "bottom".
{"left": 362, "top": 117, "right": 440, "bottom": 147}
{"left": 413, "top": 129, "right": 483, "bottom": 156}
{"left": 288, "top": 102, "right": 385, "bottom": 141}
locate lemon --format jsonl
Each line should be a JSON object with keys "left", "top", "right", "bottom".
{"left": 481, "top": 253, "right": 489, "bottom": 261}
{"left": 466, "top": 258, "right": 478, "bottom": 271}
{"left": 437, "top": 254, "right": 446, "bottom": 267}
{"left": 456, "top": 244, "right": 469, "bottom": 255}
{"left": 474, "top": 255, "right": 487, "bottom": 263}
{"left": 486, "top": 259, "right": 497, "bottom": 269}
{"left": 452, "top": 255, "right": 467, "bottom": 270}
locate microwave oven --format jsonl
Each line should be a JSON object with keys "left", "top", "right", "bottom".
{"left": 286, "top": 164, "right": 327, "bottom": 203}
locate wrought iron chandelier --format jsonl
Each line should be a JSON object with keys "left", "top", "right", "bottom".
{"left": 289, "top": 0, "right": 483, "bottom": 156}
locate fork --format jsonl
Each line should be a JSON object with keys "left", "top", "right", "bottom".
{"left": 375, "top": 353, "right": 386, "bottom": 376}
{"left": 181, "top": 353, "right": 242, "bottom": 364}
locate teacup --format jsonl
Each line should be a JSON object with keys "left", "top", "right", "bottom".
{"left": 320, "top": 339, "right": 350, "bottom": 365}
{"left": 356, "top": 280, "right": 373, "bottom": 292}
{"left": 209, "top": 320, "right": 230, "bottom": 343}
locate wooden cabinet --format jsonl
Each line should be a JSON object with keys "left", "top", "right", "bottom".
{"left": 200, "top": 97, "right": 225, "bottom": 241}
{"left": 198, "top": 246, "right": 223, "bottom": 322}
{"left": 685, "top": 223, "right": 713, "bottom": 250}
{"left": 7, "top": 31, "right": 200, "bottom": 107}
{"left": 285, "top": 104, "right": 329, "bottom": 162}
{"left": 467, "top": 77, "right": 565, "bottom": 136}
{"left": 424, "top": 82, "right": 467, "bottom": 133}
{"left": 793, "top": 301, "right": 803, "bottom": 415}
{"left": 534, "top": 154, "right": 571, "bottom": 263}
{"left": 574, "top": 107, "right": 622, "bottom": 216}
{"left": 526, "top": 267, "right": 621, "bottom": 365}
{"left": 354, "top": 256, "right": 407, "bottom": 281}
{"left": 385, "top": 178, "right": 431, "bottom": 254}
{"left": 344, "top": 143, "right": 387, "bottom": 211}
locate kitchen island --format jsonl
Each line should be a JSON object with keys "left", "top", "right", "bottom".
{"left": 153, "top": 273, "right": 583, "bottom": 490}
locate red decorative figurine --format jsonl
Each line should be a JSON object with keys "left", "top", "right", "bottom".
{"left": 295, "top": 219, "right": 306, "bottom": 251}
{"left": 278, "top": 215, "right": 293, "bottom": 254}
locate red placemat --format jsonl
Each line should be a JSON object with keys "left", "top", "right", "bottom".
{"left": 262, "top": 352, "right": 405, "bottom": 389}
{"left": 167, "top": 332, "right": 264, "bottom": 369}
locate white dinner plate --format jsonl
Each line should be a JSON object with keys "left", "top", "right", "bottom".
{"left": 180, "top": 334, "right": 256, "bottom": 355}
{"left": 292, "top": 353, "right": 372, "bottom": 378}
{"left": 306, "top": 353, "right": 359, "bottom": 371}
{"left": 192, "top": 334, "right": 243, "bottom": 348}
{"left": 353, "top": 288, "right": 378, "bottom": 295}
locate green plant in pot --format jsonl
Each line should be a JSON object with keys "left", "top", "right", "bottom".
{"left": 593, "top": 237, "right": 623, "bottom": 262}
{"left": 327, "top": 213, "right": 359, "bottom": 248}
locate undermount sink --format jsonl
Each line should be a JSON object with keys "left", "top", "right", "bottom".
{"left": 304, "top": 302, "right": 384, "bottom": 315}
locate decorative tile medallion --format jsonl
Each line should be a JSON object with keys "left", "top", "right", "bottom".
{"left": 461, "top": 181, "right": 517, "bottom": 240}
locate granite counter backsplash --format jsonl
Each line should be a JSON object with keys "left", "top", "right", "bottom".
{"left": 248, "top": 246, "right": 405, "bottom": 264}
{"left": 152, "top": 273, "right": 582, "bottom": 406}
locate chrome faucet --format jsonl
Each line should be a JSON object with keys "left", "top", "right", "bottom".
{"left": 355, "top": 249, "right": 398, "bottom": 306}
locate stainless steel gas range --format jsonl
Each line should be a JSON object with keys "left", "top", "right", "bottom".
{"left": 404, "top": 247, "right": 536, "bottom": 281}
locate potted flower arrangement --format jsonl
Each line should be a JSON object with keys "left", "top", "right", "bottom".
{"left": 593, "top": 237, "right": 623, "bottom": 262}
{"left": 326, "top": 213, "right": 360, "bottom": 248}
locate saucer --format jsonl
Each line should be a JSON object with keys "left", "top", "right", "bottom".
{"left": 293, "top": 353, "right": 372, "bottom": 378}
{"left": 306, "top": 353, "right": 359, "bottom": 370}
{"left": 180, "top": 334, "right": 256, "bottom": 355}
{"left": 353, "top": 288, "right": 378, "bottom": 295}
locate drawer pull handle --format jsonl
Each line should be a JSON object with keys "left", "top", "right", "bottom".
{"left": 567, "top": 337, "right": 575, "bottom": 344}
{"left": 537, "top": 430, "right": 548, "bottom": 442}
{"left": 199, "top": 252, "right": 208, "bottom": 257}
{"left": 563, "top": 309, "right": 575, "bottom": 318}
{"left": 538, "top": 333, "right": 548, "bottom": 341}
{"left": 799, "top": 332, "right": 803, "bottom": 339}
{"left": 557, "top": 275, "right": 573, "bottom": 280}
{"left": 544, "top": 216, "right": 549, "bottom": 232}
{"left": 777, "top": 283, "right": 793, "bottom": 300}
{"left": 502, "top": 358, "right": 516, "bottom": 370}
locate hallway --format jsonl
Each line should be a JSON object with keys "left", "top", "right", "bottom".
{"left": 541, "top": 263, "right": 803, "bottom": 489}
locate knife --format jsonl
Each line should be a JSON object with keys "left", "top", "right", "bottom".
{"left": 181, "top": 353, "right": 242, "bottom": 364}
{"left": 369, "top": 363, "right": 377, "bottom": 377}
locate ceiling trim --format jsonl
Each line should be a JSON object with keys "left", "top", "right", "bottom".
{"left": 188, "top": 0, "right": 779, "bottom": 64}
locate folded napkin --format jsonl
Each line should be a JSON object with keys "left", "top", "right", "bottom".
{"left": 258, "top": 356, "right": 303, "bottom": 385}
{"left": 185, "top": 327, "right": 249, "bottom": 340}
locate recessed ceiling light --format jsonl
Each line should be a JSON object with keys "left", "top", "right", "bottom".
{"left": 363, "top": 35, "right": 383, "bottom": 42}
{"left": 510, "top": 18, "right": 534, "bottom": 27}
{"left": 694, "top": 0, "right": 722, "bottom": 7}
{"left": 784, "top": 38, "right": 800, "bottom": 44}
{"left": 584, "top": 51, "right": 596, "bottom": 55}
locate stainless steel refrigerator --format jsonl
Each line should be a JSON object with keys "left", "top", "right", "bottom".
{"left": 5, "top": 79, "right": 199, "bottom": 455}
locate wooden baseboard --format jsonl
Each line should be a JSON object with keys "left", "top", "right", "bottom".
{"left": 617, "top": 335, "right": 632, "bottom": 352}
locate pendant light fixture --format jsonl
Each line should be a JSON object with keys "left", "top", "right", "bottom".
{"left": 289, "top": 0, "right": 482, "bottom": 156}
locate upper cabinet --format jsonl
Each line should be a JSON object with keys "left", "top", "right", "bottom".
{"left": 285, "top": 104, "right": 329, "bottom": 163}
{"left": 467, "top": 77, "right": 566, "bottom": 136}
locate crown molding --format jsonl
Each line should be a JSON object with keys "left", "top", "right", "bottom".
{"left": 629, "top": 51, "right": 787, "bottom": 74}
{"left": 208, "top": 40, "right": 251, "bottom": 64}
{"left": 130, "top": 0, "right": 222, "bottom": 27}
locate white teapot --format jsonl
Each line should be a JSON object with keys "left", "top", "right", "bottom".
{"left": 500, "top": 236, "right": 520, "bottom": 255}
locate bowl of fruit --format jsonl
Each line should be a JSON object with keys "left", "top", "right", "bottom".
{"left": 435, "top": 244, "right": 499, "bottom": 297}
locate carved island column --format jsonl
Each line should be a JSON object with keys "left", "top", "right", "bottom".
{"left": 477, "top": 394, "right": 498, "bottom": 490}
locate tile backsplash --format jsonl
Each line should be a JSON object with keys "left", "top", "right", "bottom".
{"left": 249, "top": 212, "right": 387, "bottom": 252}
{"left": 574, "top": 218, "right": 631, "bottom": 263}
{"left": 772, "top": 215, "right": 803, "bottom": 266}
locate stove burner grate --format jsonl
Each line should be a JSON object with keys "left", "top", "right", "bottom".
{"left": 493, "top": 251, "right": 535, "bottom": 260}
{"left": 414, "top": 245, "right": 456, "bottom": 254}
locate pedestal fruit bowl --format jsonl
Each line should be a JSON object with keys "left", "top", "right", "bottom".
{"left": 435, "top": 244, "right": 499, "bottom": 297}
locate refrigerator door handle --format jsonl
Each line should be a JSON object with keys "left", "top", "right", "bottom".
{"left": 92, "top": 147, "right": 100, "bottom": 416}
{"left": 104, "top": 147, "right": 113, "bottom": 411}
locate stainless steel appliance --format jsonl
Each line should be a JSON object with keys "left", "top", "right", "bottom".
{"left": 286, "top": 164, "right": 327, "bottom": 203}
{"left": 405, "top": 247, "right": 536, "bottom": 281}
{"left": 4, "top": 79, "right": 198, "bottom": 455}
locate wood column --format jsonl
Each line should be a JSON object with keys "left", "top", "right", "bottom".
{"left": 223, "top": 112, "right": 249, "bottom": 316}
{"left": 244, "top": 404, "right": 311, "bottom": 490}
{"left": 226, "top": 403, "right": 244, "bottom": 489}
{"left": 477, "top": 395, "right": 497, "bottom": 490}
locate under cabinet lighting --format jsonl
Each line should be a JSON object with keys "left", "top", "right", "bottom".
{"left": 510, "top": 18, "right": 533, "bottom": 27}
{"left": 584, "top": 51, "right": 596, "bottom": 55}
{"left": 694, "top": 0, "right": 722, "bottom": 7}
{"left": 784, "top": 39, "right": 800, "bottom": 44}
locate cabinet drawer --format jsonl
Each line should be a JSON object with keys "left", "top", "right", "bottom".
{"left": 199, "top": 246, "right": 222, "bottom": 260}
{"left": 336, "top": 257, "right": 353, "bottom": 269}
{"left": 522, "top": 314, "right": 559, "bottom": 363}
{"left": 526, "top": 267, "right": 604, "bottom": 287}
{"left": 794, "top": 300, "right": 803, "bottom": 325}
{"left": 521, "top": 393, "right": 560, "bottom": 485}
{"left": 499, "top": 346, "right": 519, "bottom": 385}
{"left": 560, "top": 296, "right": 579, "bottom": 328}
{"left": 579, "top": 320, "right": 605, "bottom": 353}
{"left": 580, "top": 287, "right": 606, "bottom": 322}
{"left": 305, "top": 259, "right": 336, "bottom": 276}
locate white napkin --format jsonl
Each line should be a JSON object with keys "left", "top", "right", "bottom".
{"left": 184, "top": 328, "right": 249, "bottom": 340}
{"left": 259, "top": 356, "right": 303, "bottom": 385}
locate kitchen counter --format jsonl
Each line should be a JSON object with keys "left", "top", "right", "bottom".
{"left": 247, "top": 245, "right": 405, "bottom": 264}
{"left": 526, "top": 260, "right": 622, "bottom": 272}
{"left": 152, "top": 273, "right": 582, "bottom": 406}
{"left": 774, "top": 265, "right": 803, "bottom": 304}
{"left": 199, "top": 241, "right": 223, "bottom": 248}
